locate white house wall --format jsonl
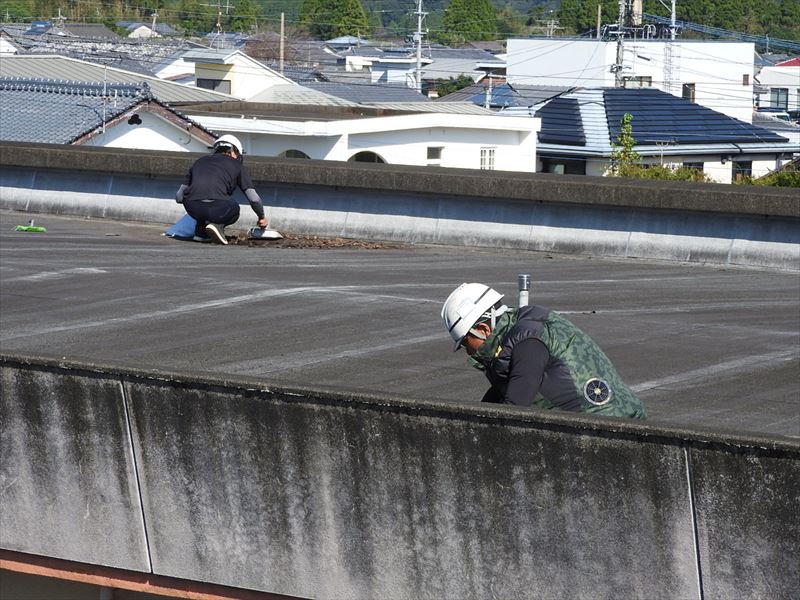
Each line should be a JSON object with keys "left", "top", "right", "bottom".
{"left": 506, "top": 39, "right": 754, "bottom": 122}
{"left": 345, "top": 127, "right": 535, "bottom": 171}
{"left": 194, "top": 57, "right": 292, "bottom": 100}
{"left": 247, "top": 135, "right": 343, "bottom": 160}
{"left": 0, "top": 37, "right": 19, "bottom": 55}
{"left": 757, "top": 65, "right": 800, "bottom": 111}
{"left": 194, "top": 113, "right": 540, "bottom": 172}
{"left": 82, "top": 112, "right": 210, "bottom": 153}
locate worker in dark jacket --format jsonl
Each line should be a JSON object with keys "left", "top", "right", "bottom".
{"left": 441, "top": 282, "right": 646, "bottom": 418}
{"left": 175, "top": 134, "right": 268, "bottom": 245}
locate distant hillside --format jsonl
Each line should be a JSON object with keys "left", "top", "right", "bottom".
{"left": 1, "top": 0, "right": 796, "bottom": 43}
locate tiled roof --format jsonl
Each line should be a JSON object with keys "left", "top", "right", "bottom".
{"left": 2, "top": 33, "right": 199, "bottom": 75}
{"left": 603, "top": 88, "right": 789, "bottom": 145}
{"left": 62, "top": 24, "right": 120, "bottom": 39}
{"left": 0, "top": 78, "right": 147, "bottom": 143}
{"left": 0, "top": 76, "right": 216, "bottom": 144}
{"left": 536, "top": 97, "right": 585, "bottom": 146}
{"left": 0, "top": 54, "right": 234, "bottom": 103}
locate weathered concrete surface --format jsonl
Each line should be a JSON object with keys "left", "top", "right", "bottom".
{"left": 1, "top": 143, "right": 798, "bottom": 270}
{"left": 690, "top": 447, "right": 800, "bottom": 599}
{"left": 1, "top": 212, "right": 797, "bottom": 438}
{"left": 2, "top": 356, "right": 798, "bottom": 599}
{"left": 0, "top": 365, "right": 149, "bottom": 571}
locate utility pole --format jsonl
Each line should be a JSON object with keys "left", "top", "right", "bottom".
{"left": 279, "top": 12, "right": 284, "bottom": 75}
{"left": 150, "top": 11, "right": 157, "bottom": 38}
{"left": 596, "top": 4, "right": 602, "bottom": 38}
{"left": 663, "top": 0, "right": 677, "bottom": 93}
{"left": 614, "top": 0, "right": 625, "bottom": 87}
{"left": 413, "top": 0, "right": 427, "bottom": 94}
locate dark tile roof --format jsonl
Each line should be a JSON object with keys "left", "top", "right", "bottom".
{"left": 535, "top": 98, "right": 586, "bottom": 146}
{"left": 0, "top": 77, "right": 215, "bottom": 144}
{"left": 0, "top": 77, "right": 144, "bottom": 143}
{"left": 62, "top": 24, "right": 120, "bottom": 40}
{"left": 603, "top": 88, "right": 789, "bottom": 145}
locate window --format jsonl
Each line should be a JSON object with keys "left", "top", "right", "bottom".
{"left": 427, "top": 146, "right": 443, "bottom": 160}
{"left": 279, "top": 149, "right": 310, "bottom": 159}
{"left": 733, "top": 160, "right": 752, "bottom": 182}
{"left": 349, "top": 151, "right": 385, "bottom": 163}
{"left": 540, "top": 158, "right": 586, "bottom": 175}
{"left": 623, "top": 76, "right": 652, "bottom": 88}
{"left": 742, "top": 74, "right": 749, "bottom": 86}
{"left": 682, "top": 83, "right": 696, "bottom": 103}
{"left": 770, "top": 88, "right": 789, "bottom": 110}
{"left": 196, "top": 78, "right": 231, "bottom": 94}
{"left": 682, "top": 161, "right": 704, "bottom": 173}
{"left": 480, "top": 147, "right": 495, "bottom": 170}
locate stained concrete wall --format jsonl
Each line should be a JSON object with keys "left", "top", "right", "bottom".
{"left": 2, "top": 355, "right": 798, "bottom": 599}
{"left": 1, "top": 143, "right": 798, "bottom": 271}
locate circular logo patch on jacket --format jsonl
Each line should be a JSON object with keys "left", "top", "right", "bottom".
{"left": 584, "top": 378, "right": 612, "bottom": 405}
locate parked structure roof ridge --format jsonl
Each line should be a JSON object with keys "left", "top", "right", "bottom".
{"left": 0, "top": 76, "right": 150, "bottom": 98}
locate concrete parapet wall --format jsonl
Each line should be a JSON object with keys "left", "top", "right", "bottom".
{"left": 2, "top": 354, "right": 798, "bottom": 599}
{"left": 1, "top": 143, "right": 798, "bottom": 270}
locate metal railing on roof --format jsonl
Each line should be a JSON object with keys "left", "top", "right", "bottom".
{"left": 643, "top": 13, "right": 800, "bottom": 53}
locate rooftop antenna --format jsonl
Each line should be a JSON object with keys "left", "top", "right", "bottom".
{"left": 413, "top": 0, "right": 427, "bottom": 94}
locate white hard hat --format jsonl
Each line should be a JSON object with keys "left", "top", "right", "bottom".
{"left": 441, "top": 283, "right": 506, "bottom": 351}
{"left": 213, "top": 134, "right": 243, "bottom": 155}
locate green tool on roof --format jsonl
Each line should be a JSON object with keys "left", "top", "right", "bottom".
{"left": 15, "top": 219, "right": 46, "bottom": 233}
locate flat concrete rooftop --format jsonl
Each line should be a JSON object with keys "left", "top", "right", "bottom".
{"left": 1, "top": 211, "right": 798, "bottom": 438}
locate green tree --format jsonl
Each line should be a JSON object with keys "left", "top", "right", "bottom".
{"left": 230, "top": 0, "right": 258, "bottom": 33}
{"left": 609, "top": 113, "right": 641, "bottom": 176}
{"left": 440, "top": 0, "right": 496, "bottom": 44}
{"left": 433, "top": 73, "right": 474, "bottom": 97}
{"left": 556, "top": 0, "right": 581, "bottom": 34}
{"left": 0, "top": 0, "right": 34, "bottom": 20}
{"left": 495, "top": 6, "right": 526, "bottom": 37}
{"left": 299, "top": 0, "right": 369, "bottom": 40}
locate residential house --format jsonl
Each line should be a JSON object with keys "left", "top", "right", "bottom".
{"left": 181, "top": 48, "right": 295, "bottom": 98}
{"left": 116, "top": 21, "right": 178, "bottom": 39}
{"left": 0, "top": 77, "right": 216, "bottom": 151}
{"left": 505, "top": 39, "right": 756, "bottom": 123}
{"left": 0, "top": 29, "right": 23, "bottom": 55}
{"left": 493, "top": 87, "right": 794, "bottom": 183}
{"left": 188, "top": 106, "right": 540, "bottom": 171}
{"left": 755, "top": 56, "right": 800, "bottom": 117}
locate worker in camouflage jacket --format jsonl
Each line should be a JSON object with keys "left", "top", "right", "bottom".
{"left": 441, "top": 283, "right": 646, "bottom": 418}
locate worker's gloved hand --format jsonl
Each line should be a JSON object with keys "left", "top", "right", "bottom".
{"left": 257, "top": 217, "right": 269, "bottom": 229}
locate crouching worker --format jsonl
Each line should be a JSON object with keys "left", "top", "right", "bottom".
{"left": 441, "top": 283, "right": 646, "bottom": 418}
{"left": 175, "top": 134, "right": 268, "bottom": 245}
